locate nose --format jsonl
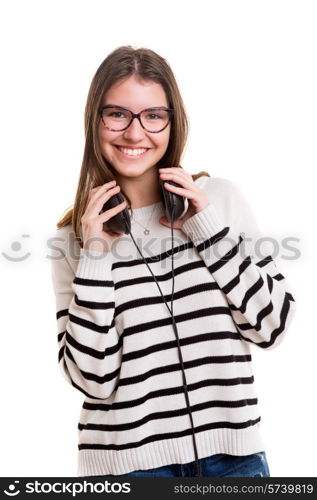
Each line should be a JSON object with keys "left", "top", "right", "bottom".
{"left": 122, "top": 116, "right": 146, "bottom": 141}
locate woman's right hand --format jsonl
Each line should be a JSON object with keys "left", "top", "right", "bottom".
{"left": 81, "top": 180, "right": 127, "bottom": 253}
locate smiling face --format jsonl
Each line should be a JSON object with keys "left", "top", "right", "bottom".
{"left": 98, "top": 75, "right": 171, "bottom": 180}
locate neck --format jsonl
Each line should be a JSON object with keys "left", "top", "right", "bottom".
{"left": 116, "top": 167, "right": 162, "bottom": 209}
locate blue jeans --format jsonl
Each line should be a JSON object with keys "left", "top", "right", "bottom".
{"left": 89, "top": 452, "right": 270, "bottom": 478}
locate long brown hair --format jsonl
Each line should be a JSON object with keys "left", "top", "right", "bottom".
{"left": 56, "top": 45, "right": 210, "bottom": 246}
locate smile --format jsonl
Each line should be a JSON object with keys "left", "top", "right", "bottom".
{"left": 115, "top": 145, "right": 150, "bottom": 158}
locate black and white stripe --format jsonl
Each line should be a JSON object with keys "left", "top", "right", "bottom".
{"left": 50, "top": 176, "right": 296, "bottom": 476}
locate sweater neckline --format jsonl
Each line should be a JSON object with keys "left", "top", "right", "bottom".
{"left": 128, "top": 201, "right": 164, "bottom": 221}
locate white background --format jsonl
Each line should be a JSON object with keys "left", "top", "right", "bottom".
{"left": 0, "top": 0, "right": 315, "bottom": 477}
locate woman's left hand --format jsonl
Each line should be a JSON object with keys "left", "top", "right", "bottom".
{"left": 158, "top": 167, "right": 210, "bottom": 229}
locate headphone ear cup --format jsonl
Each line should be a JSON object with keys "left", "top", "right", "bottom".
{"left": 160, "top": 180, "right": 185, "bottom": 223}
{"left": 99, "top": 192, "right": 131, "bottom": 235}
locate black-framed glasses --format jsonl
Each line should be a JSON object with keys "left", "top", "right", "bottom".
{"left": 99, "top": 105, "right": 174, "bottom": 133}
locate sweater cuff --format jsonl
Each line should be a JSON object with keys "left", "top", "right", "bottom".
{"left": 182, "top": 203, "right": 226, "bottom": 244}
{"left": 76, "top": 248, "right": 113, "bottom": 281}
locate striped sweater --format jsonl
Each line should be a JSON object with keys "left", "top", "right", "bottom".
{"left": 50, "top": 175, "right": 296, "bottom": 477}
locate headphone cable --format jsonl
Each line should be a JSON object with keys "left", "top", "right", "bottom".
{"left": 127, "top": 205, "right": 202, "bottom": 478}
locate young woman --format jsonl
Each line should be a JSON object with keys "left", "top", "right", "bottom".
{"left": 50, "top": 45, "right": 296, "bottom": 478}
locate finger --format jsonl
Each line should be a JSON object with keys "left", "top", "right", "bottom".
{"left": 161, "top": 174, "right": 196, "bottom": 191}
{"left": 159, "top": 167, "right": 192, "bottom": 180}
{"left": 159, "top": 215, "right": 183, "bottom": 229}
{"left": 99, "top": 200, "right": 127, "bottom": 222}
{"left": 88, "top": 182, "right": 116, "bottom": 202}
{"left": 89, "top": 185, "right": 121, "bottom": 216}
{"left": 89, "top": 180, "right": 116, "bottom": 194}
{"left": 163, "top": 181, "right": 196, "bottom": 199}
{"left": 87, "top": 180, "right": 116, "bottom": 202}
{"left": 160, "top": 170, "right": 193, "bottom": 185}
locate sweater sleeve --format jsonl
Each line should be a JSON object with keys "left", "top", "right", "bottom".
{"left": 50, "top": 229, "right": 122, "bottom": 399}
{"left": 182, "top": 178, "right": 296, "bottom": 350}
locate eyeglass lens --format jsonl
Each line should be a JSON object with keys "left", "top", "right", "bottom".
{"left": 101, "top": 107, "right": 171, "bottom": 132}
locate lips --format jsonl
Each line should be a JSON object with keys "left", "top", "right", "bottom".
{"left": 115, "top": 145, "right": 150, "bottom": 151}
{"left": 114, "top": 145, "right": 151, "bottom": 158}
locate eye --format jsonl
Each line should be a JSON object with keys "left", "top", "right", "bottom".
{"left": 146, "top": 112, "right": 161, "bottom": 120}
{"left": 102, "top": 107, "right": 129, "bottom": 119}
{"left": 109, "top": 111, "right": 125, "bottom": 118}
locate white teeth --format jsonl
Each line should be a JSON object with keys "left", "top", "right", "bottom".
{"left": 118, "top": 147, "right": 148, "bottom": 156}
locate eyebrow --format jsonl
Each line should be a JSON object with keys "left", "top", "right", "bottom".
{"left": 103, "top": 104, "right": 168, "bottom": 110}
